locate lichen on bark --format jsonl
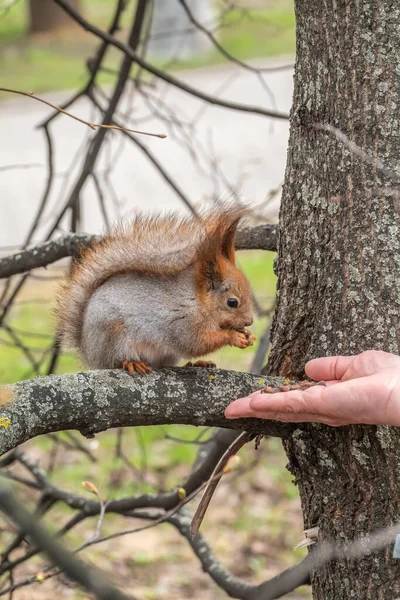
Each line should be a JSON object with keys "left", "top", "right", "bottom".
{"left": 0, "top": 368, "right": 290, "bottom": 456}
{"left": 266, "top": 1, "right": 400, "bottom": 598}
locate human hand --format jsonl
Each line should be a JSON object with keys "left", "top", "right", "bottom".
{"left": 225, "top": 350, "right": 400, "bottom": 427}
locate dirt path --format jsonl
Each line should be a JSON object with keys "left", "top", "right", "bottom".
{"left": 0, "top": 57, "right": 292, "bottom": 251}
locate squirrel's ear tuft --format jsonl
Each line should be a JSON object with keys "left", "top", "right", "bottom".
{"left": 197, "top": 248, "right": 223, "bottom": 291}
{"left": 196, "top": 205, "right": 247, "bottom": 291}
{"left": 196, "top": 232, "right": 223, "bottom": 292}
{"left": 220, "top": 215, "right": 241, "bottom": 264}
{"left": 217, "top": 206, "right": 247, "bottom": 264}
{"left": 202, "top": 259, "right": 223, "bottom": 290}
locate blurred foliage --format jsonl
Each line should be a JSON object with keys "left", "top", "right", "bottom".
{"left": 0, "top": 0, "right": 295, "bottom": 94}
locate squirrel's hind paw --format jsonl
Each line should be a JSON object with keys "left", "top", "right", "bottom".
{"left": 185, "top": 360, "right": 217, "bottom": 369}
{"left": 121, "top": 360, "right": 151, "bottom": 376}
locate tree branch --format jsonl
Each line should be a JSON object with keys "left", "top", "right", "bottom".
{"left": 0, "top": 234, "right": 96, "bottom": 279}
{"left": 133, "top": 509, "right": 310, "bottom": 600}
{"left": 0, "top": 368, "right": 292, "bottom": 456}
{"left": 0, "top": 88, "right": 165, "bottom": 139}
{"left": 190, "top": 431, "right": 256, "bottom": 537}
{"left": 0, "top": 483, "right": 135, "bottom": 600}
{"left": 0, "top": 225, "right": 278, "bottom": 279}
{"left": 116, "top": 124, "right": 198, "bottom": 215}
{"left": 235, "top": 224, "right": 278, "bottom": 251}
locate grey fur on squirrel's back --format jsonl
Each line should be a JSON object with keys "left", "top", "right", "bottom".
{"left": 56, "top": 212, "right": 209, "bottom": 350}
{"left": 57, "top": 205, "right": 245, "bottom": 351}
{"left": 81, "top": 269, "right": 198, "bottom": 369}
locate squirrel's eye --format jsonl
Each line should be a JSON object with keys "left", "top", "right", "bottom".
{"left": 227, "top": 298, "right": 238, "bottom": 308}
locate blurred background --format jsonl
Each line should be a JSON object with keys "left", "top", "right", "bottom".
{"left": 0, "top": 2, "right": 309, "bottom": 599}
{"left": 0, "top": 0, "right": 294, "bottom": 247}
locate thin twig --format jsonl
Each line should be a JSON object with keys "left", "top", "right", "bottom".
{"left": 0, "top": 88, "right": 166, "bottom": 139}
{"left": 190, "top": 431, "right": 256, "bottom": 537}
{"left": 313, "top": 122, "right": 398, "bottom": 180}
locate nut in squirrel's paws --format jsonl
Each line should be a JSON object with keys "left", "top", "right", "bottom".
{"left": 121, "top": 360, "right": 151, "bottom": 376}
{"left": 185, "top": 360, "right": 217, "bottom": 368}
{"left": 231, "top": 328, "right": 256, "bottom": 349}
{"left": 262, "top": 380, "right": 326, "bottom": 394}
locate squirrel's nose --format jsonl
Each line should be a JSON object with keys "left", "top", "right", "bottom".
{"left": 245, "top": 318, "right": 253, "bottom": 327}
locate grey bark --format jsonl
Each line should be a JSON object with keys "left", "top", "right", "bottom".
{"left": 29, "top": 0, "right": 81, "bottom": 34}
{"left": 0, "top": 368, "right": 291, "bottom": 457}
{"left": 235, "top": 224, "right": 278, "bottom": 253}
{"left": 267, "top": 1, "right": 400, "bottom": 598}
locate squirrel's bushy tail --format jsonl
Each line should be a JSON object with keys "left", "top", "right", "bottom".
{"left": 56, "top": 205, "right": 247, "bottom": 349}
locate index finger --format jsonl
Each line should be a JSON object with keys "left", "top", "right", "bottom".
{"left": 305, "top": 355, "right": 354, "bottom": 381}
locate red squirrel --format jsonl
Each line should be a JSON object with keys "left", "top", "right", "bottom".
{"left": 56, "top": 206, "right": 255, "bottom": 375}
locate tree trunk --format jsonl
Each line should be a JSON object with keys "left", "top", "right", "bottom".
{"left": 267, "top": 0, "right": 400, "bottom": 598}
{"left": 29, "top": 0, "right": 81, "bottom": 34}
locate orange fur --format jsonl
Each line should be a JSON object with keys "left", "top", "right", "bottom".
{"left": 185, "top": 360, "right": 216, "bottom": 368}
{"left": 190, "top": 327, "right": 255, "bottom": 357}
{"left": 108, "top": 319, "right": 125, "bottom": 335}
{"left": 194, "top": 207, "right": 248, "bottom": 300}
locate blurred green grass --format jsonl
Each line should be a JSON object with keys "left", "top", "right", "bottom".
{"left": 0, "top": 0, "right": 295, "bottom": 94}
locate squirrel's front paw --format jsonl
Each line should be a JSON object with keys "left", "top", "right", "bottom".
{"left": 243, "top": 328, "right": 256, "bottom": 347}
{"left": 230, "top": 329, "right": 256, "bottom": 349}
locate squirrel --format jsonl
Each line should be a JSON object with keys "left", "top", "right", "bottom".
{"left": 56, "top": 206, "right": 255, "bottom": 375}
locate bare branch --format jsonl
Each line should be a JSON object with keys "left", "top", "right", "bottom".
{"left": 37, "top": 0, "right": 127, "bottom": 131}
{"left": 0, "top": 88, "right": 166, "bottom": 139}
{"left": 0, "top": 234, "right": 96, "bottom": 279}
{"left": 235, "top": 224, "right": 278, "bottom": 251}
{"left": 158, "top": 509, "right": 255, "bottom": 599}
{"left": 0, "top": 163, "right": 45, "bottom": 173}
{"left": 177, "top": 0, "right": 273, "bottom": 77}
{"left": 53, "top": 0, "right": 289, "bottom": 121}
{"left": 0, "top": 430, "right": 243, "bottom": 584}
{"left": 117, "top": 123, "right": 198, "bottom": 215}
{"left": 190, "top": 431, "right": 256, "bottom": 537}
{"left": 0, "top": 368, "right": 292, "bottom": 456}
{"left": 250, "top": 319, "right": 273, "bottom": 374}
{"left": 138, "top": 509, "right": 310, "bottom": 600}
{"left": 0, "top": 224, "right": 278, "bottom": 279}
{"left": 45, "top": 0, "right": 153, "bottom": 238}
{"left": 0, "top": 483, "right": 135, "bottom": 600}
